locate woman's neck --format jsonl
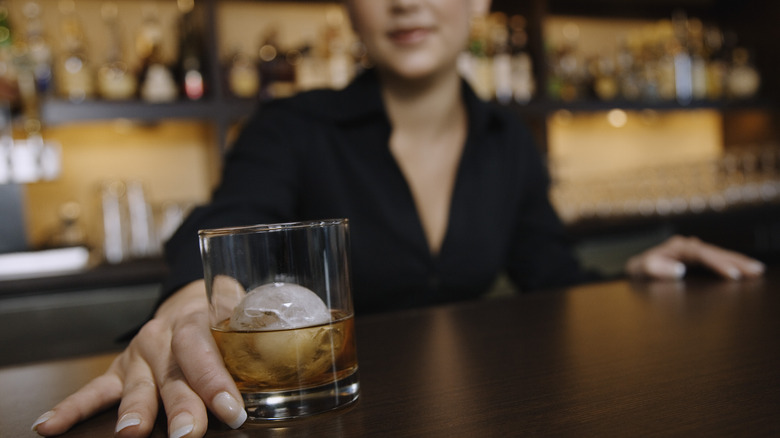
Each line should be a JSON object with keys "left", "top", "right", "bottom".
{"left": 378, "top": 68, "right": 469, "bottom": 256}
{"left": 378, "top": 69, "right": 465, "bottom": 139}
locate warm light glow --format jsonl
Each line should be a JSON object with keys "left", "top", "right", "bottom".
{"left": 547, "top": 109, "right": 723, "bottom": 182}
{"left": 607, "top": 109, "right": 628, "bottom": 127}
{"left": 552, "top": 109, "right": 574, "bottom": 125}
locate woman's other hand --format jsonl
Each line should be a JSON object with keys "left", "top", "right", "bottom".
{"left": 626, "top": 235, "right": 765, "bottom": 281}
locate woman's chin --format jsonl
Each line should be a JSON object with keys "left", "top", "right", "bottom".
{"left": 379, "top": 59, "right": 457, "bottom": 83}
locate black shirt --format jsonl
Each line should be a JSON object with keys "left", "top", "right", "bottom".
{"left": 162, "top": 70, "right": 586, "bottom": 314}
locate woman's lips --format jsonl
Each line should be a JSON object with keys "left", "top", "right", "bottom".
{"left": 388, "top": 28, "right": 431, "bottom": 45}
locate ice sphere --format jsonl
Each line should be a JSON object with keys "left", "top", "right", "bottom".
{"left": 228, "top": 282, "right": 330, "bottom": 331}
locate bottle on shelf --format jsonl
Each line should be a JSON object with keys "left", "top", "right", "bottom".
{"left": 97, "top": 2, "right": 136, "bottom": 100}
{"left": 547, "top": 22, "right": 583, "bottom": 102}
{"left": 226, "top": 45, "right": 260, "bottom": 99}
{"left": 687, "top": 18, "right": 709, "bottom": 101}
{"left": 136, "top": 5, "right": 177, "bottom": 103}
{"left": 21, "top": 1, "right": 53, "bottom": 97}
{"left": 508, "top": 14, "right": 534, "bottom": 104}
{"left": 671, "top": 11, "right": 694, "bottom": 105}
{"left": 56, "top": 0, "right": 95, "bottom": 102}
{"left": 175, "top": 0, "right": 206, "bottom": 101}
{"left": 294, "top": 38, "right": 327, "bottom": 92}
{"left": 544, "top": 12, "right": 761, "bottom": 105}
{"left": 727, "top": 47, "right": 760, "bottom": 99}
{"left": 703, "top": 24, "right": 726, "bottom": 100}
{"left": 323, "top": 7, "right": 353, "bottom": 90}
{"left": 463, "top": 14, "right": 494, "bottom": 100}
{"left": 489, "top": 13, "right": 512, "bottom": 104}
{"left": 615, "top": 38, "right": 641, "bottom": 101}
{"left": 256, "top": 26, "right": 295, "bottom": 99}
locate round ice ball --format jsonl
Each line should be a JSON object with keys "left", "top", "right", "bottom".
{"left": 228, "top": 282, "right": 331, "bottom": 331}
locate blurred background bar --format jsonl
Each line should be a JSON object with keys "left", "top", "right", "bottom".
{"left": 0, "top": 0, "right": 778, "bottom": 365}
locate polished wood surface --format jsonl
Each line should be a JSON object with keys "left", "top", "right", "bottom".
{"left": 4, "top": 268, "right": 780, "bottom": 437}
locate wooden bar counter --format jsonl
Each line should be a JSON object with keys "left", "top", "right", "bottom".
{"left": 3, "top": 267, "right": 780, "bottom": 437}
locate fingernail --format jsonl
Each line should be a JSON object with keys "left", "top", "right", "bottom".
{"left": 672, "top": 262, "right": 686, "bottom": 279}
{"left": 169, "top": 412, "right": 195, "bottom": 438}
{"left": 115, "top": 413, "right": 142, "bottom": 434}
{"left": 31, "top": 410, "right": 54, "bottom": 431}
{"left": 726, "top": 266, "right": 742, "bottom": 280}
{"left": 212, "top": 391, "right": 247, "bottom": 429}
{"left": 747, "top": 261, "right": 765, "bottom": 275}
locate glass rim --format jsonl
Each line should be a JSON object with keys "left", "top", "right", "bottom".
{"left": 198, "top": 218, "right": 348, "bottom": 238}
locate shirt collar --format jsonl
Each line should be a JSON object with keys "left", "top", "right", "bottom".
{"left": 295, "top": 68, "right": 501, "bottom": 133}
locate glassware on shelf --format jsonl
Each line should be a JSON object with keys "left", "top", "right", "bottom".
{"left": 99, "top": 179, "right": 161, "bottom": 264}
{"left": 550, "top": 144, "right": 780, "bottom": 224}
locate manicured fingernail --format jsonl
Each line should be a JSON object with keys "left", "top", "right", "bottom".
{"left": 726, "top": 266, "right": 741, "bottom": 280}
{"left": 672, "top": 262, "right": 686, "bottom": 279}
{"left": 115, "top": 413, "right": 142, "bottom": 433}
{"left": 212, "top": 391, "right": 247, "bottom": 429}
{"left": 169, "top": 412, "right": 195, "bottom": 438}
{"left": 31, "top": 410, "right": 54, "bottom": 431}
{"left": 747, "top": 261, "right": 765, "bottom": 275}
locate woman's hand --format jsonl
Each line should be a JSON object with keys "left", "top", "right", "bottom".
{"left": 626, "top": 235, "right": 765, "bottom": 281}
{"left": 31, "top": 281, "right": 247, "bottom": 438}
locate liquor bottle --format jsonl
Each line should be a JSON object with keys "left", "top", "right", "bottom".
{"left": 324, "top": 7, "right": 352, "bottom": 90}
{"left": 551, "top": 22, "right": 583, "bottom": 102}
{"left": 136, "top": 5, "right": 177, "bottom": 102}
{"left": 688, "top": 18, "right": 708, "bottom": 101}
{"left": 462, "top": 14, "right": 493, "bottom": 100}
{"left": 21, "top": 1, "right": 53, "bottom": 96}
{"left": 226, "top": 46, "right": 259, "bottom": 99}
{"left": 175, "top": 0, "right": 206, "bottom": 101}
{"left": 256, "top": 27, "right": 280, "bottom": 99}
{"left": 489, "top": 13, "right": 512, "bottom": 104}
{"left": 97, "top": 2, "right": 136, "bottom": 100}
{"left": 591, "top": 56, "right": 618, "bottom": 101}
{"left": 615, "top": 39, "right": 641, "bottom": 101}
{"left": 507, "top": 14, "right": 534, "bottom": 104}
{"left": 701, "top": 24, "right": 725, "bottom": 100}
{"left": 56, "top": 0, "right": 95, "bottom": 102}
{"left": 671, "top": 11, "right": 693, "bottom": 105}
{"left": 257, "top": 27, "right": 296, "bottom": 98}
{"left": 294, "top": 39, "right": 326, "bottom": 92}
{"left": 0, "top": 1, "right": 17, "bottom": 100}
{"left": 727, "top": 47, "right": 760, "bottom": 99}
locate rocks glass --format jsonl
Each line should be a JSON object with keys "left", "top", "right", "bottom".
{"left": 199, "top": 219, "right": 359, "bottom": 421}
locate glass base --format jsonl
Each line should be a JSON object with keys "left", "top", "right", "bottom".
{"left": 242, "top": 370, "right": 360, "bottom": 421}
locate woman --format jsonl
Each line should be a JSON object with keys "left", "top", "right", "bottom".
{"left": 33, "top": 0, "right": 764, "bottom": 436}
